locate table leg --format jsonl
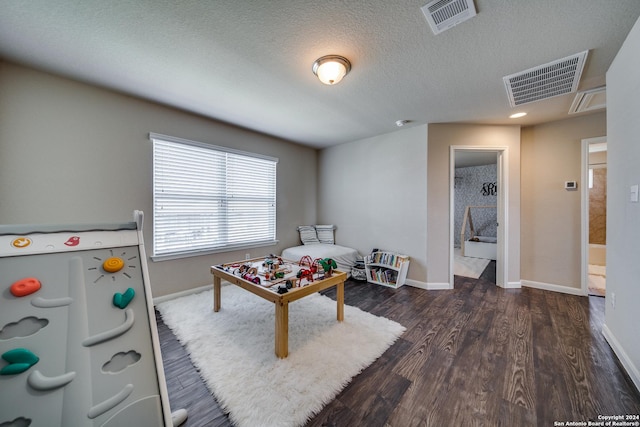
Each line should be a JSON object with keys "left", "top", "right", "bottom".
{"left": 213, "top": 276, "right": 221, "bottom": 312}
{"left": 275, "top": 301, "right": 289, "bottom": 358}
{"left": 336, "top": 280, "right": 344, "bottom": 321}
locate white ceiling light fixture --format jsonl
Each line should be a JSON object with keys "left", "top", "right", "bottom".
{"left": 509, "top": 112, "right": 527, "bottom": 118}
{"left": 312, "top": 55, "right": 351, "bottom": 85}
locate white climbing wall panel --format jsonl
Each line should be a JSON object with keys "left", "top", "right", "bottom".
{"left": 0, "top": 211, "right": 172, "bottom": 427}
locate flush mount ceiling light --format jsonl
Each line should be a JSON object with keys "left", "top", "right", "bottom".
{"left": 312, "top": 55, "right": 351, "bottom": 85}
{"left": 510, "top": 112, "right": 527, "bottom": 118}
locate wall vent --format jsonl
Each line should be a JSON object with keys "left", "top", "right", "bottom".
{"left": 569, "top": 86, "right": 606, "bottom": 114}
{"left": 503, "top": 50, "right": 589, "bottom": 107}
{"left": 421, "top": 0, "right": 477, "bottom": 35}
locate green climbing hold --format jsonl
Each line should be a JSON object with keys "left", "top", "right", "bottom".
{"left": 0, "top": 348, "right": 39, "bottom": 375}
{"left": 113, "top": 287, "right": 135, "bottom": 309}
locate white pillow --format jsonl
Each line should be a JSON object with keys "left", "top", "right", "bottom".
{"left": 315, "top": 224, "right": 335, "bottom": 244}
{"left": 297, "top": 225, "right": 320, "bottom": 245}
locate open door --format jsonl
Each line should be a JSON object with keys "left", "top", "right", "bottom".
{"left": 581, "top": 136, "right": 607, "bottom": 297}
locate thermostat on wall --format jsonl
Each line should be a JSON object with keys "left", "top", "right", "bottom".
{"left": 565, "top": 181, "right": 578, "bottom": 190}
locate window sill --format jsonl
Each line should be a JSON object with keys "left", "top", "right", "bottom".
{"left": 151, "top": 240, "right": 279, "bottom": 262}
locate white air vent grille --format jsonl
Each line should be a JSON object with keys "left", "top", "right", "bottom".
{"left": 503, "top": 51, "right": 589, "bottom": 107}
{"left": 421, "top": 0, "right": 477, "bottom": 35}
{"left": 569, "top": 86, "right": 606, "bottom": 114}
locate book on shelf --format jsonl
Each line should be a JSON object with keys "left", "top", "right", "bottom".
{"left": 366, "top": 252, "right": 409, "bottom": 268}
{"left": 368, "top": 267, "right": 399, "bottom": 284}
{"left": 384, "top": 269, "right": 398, "bottom": 283}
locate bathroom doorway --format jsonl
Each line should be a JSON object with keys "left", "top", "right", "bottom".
{"left": 582, "top": 136, "right": 607, "bottom": 297}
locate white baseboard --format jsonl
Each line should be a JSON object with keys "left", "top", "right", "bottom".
{"left": 405, "top": 279, "right": 429, "bottom": 290}
{"left": 153, "top": 284, "right": 213, "bottom": 305}
{"left": 424, "top": 281, "right": 453, "bottom": 290}
{"left": 521, "top": 280, "right": 587, "bottom": 296}
{"left": 602, "top": 324, "right": 640, "bottom": 393}
{"left": 495, "top": 281, "right": 522, "bottom": 289}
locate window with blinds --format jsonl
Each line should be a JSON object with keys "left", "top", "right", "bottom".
{"left": 150, "top": 133, "right": 278, "bottom": 260}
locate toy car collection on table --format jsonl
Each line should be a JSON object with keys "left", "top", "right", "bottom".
{"left": 210, "top": 255, "right": 345, "bottom": 358}
{"left": 217, "top": 254, "right": 339, "bottom": 294}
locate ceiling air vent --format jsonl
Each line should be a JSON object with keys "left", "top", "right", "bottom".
{"left": 421, "top": 0, "right": 477, "bottom": 35}
{"left": 569, "top": 86, "right": 606, "bottom": 114}
{"left": 503, "top": 50, "right": 589, "bottom": 107}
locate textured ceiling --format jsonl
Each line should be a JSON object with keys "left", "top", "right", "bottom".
{"left": 1, "top": 1, "right": 639, "bottom": 148}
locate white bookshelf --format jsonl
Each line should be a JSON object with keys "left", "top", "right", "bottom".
{"left": 364, "top": 251, "right": 409, "bottom": 289}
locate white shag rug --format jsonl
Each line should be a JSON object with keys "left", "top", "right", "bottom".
{"left": 156, "top": 286, "right": 405, "bottom": 427}
{"left": 454, "top": 248, "right": 491, "bottom": 279}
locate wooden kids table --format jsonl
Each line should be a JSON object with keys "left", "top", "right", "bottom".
{"left": 210, "top": 258, "right": 346, "bottom": 358}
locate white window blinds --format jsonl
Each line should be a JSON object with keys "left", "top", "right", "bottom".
{"left": 150, "top": 133, "right": 277, "bottom": 259}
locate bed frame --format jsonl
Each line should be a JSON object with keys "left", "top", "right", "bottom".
{"left": 460, "top": 205, "right": 497, "bottom": 260}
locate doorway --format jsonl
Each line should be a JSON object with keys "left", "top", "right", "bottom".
{"left": 581, "top": 136, "right": 607, "bottom": 297}
{"left": 449, "top": 146, "right": 508, "bottom": 288}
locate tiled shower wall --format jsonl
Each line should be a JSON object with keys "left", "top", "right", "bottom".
{"left": 589, "top": 167, "right": 607, "bottom": 245}
{"left": 454, "top": 164, "right": 498, "bottom": 248}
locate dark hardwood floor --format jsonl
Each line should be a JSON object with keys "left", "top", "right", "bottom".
{"left": 479, "top": 259, "right": 496, "bottom": 283}
{"left": 156, "top": 276, "right": 640, "bottom": 427}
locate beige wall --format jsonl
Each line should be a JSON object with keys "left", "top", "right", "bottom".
{"left": 427, "top": 123, "right": 521, "bottom": 287}
{"left": 520, "top": 112, "right": 606, "bottom": 289}
{"left": 317, "top": 125, "right": 428, "bottom": 284}
{"left": 605, "top": 15, "right": 640, "bottom": 389}
{"left": 589, "top": 151, "right": 607, "bottom": 165}
{"left": 0, "top": 61, "right": 318, "bottom": 297}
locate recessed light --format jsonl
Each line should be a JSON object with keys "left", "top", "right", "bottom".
{"left": 509, "top": 112, "right": 527, "bottom": 119}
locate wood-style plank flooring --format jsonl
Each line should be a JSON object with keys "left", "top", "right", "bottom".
{"left": 156, "top": 274, "right": 640, "bottom": 427}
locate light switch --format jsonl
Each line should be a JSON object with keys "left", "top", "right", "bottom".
{"left": 631, "top": 184, "right": 639, "bottom": 203}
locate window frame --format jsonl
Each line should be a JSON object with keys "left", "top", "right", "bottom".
{"left": 149, "top": 133, "right": 278, "bottom": 261}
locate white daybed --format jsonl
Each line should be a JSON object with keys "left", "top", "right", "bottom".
{"left": 464, "top": 236, "right": 497, "bottom": 260}
{"left": 461, "top": 206, "right": 497, "bottom": 261}
{"left": 281, "top": 225, "right": 361, "bottom": 276}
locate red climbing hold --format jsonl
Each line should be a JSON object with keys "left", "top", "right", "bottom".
{"left": 10, "top": 277, "right": 42, "bottom": 297}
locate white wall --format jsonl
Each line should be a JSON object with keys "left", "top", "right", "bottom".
{"left": 604, "top": 16, "right": 640, "bottom": 390}
{"left": 0, "top": 61, "right": 318, "bottom": 297}
{"left": 317, "top": 125, "right": 428, "bottom": 285}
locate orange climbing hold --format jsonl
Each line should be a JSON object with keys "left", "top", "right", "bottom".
{"left": 103, "top": 257, "right": 125, "bottom": 273}
{"left": 10, "top": 277, "right": 42, "bottom": 297}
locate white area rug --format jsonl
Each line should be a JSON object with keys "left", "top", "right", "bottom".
{"left": 454, "top": 248, "right": 490, "bottom": 279}
{"left": 157, "top": 286, "right": 405, "bottom": 427}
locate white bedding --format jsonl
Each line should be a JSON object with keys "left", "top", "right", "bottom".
{"left": 464, "top": 236, "right": 497, "bottom": 260}
{"left": 281, "top": 244, "right": 360, "bottom": 276}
